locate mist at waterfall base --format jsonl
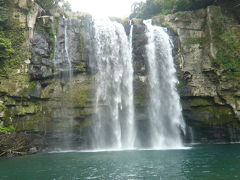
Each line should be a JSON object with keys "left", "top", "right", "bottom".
{"left": 1, "top": 144, "right": 240, "bottom": 180}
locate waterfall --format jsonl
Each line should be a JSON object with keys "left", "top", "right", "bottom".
{"left": 89, "top": 17, "right": 135, "bottom": 150}
{"left": 64, "top": 17, "right": 72, "bottom": 78}
{"left": 52, "top": 17, "right": 74, "bottom": 150}
{"left": 54, "top": 17, "right": 72, "bottom": 78}
{"left": 144, "top": 20, "right": 185, "bottom": 149}
{"left": 51, "top": 16, "right": 186, "bottom": 150}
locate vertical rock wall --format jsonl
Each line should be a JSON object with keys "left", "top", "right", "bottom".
{"left": 152, "top": 6, "right": 240, "bottom": 142}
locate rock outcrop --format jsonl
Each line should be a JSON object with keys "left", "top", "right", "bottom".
{"left": 152, "top": 6, "right": 240, "bottom": 142}
{"left": 0, "top": 0, "right": 93, "bottom": 151}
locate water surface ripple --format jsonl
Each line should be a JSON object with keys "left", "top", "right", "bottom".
{"left": 0, "top": 144, "right": 240, "bottom": 180}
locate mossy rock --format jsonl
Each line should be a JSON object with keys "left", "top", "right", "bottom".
{"left": 183, "top": 105, "right": 235, "bottom": 126}
{"left": 71, "top": 84, "right": 93, "bottom": 108}
{"left": 183, "top": 37, "right": 206, "bottom": 45}
{"left": 0, "top": 8, "right": 31, "bottom": 96}
{"left": 0, "top": 104, "right": 6, "bottom": 112}
{"left": 13, "top": 105, "right": 52, "bottom": 132}
{"left": 15, "top": 104, "right": 39, "bottom": 116}
{"left": 182, "top": 97, "right": 213, "bottom": 109}
{"left": 0, "top": 125, "right": 15, "bottom": 133}
{"left": 211, "top": 9, "right": 240, "bottom": 72}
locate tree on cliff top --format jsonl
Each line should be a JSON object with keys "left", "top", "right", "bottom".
{"left": 35, "top": 0, "right": 62, "bottom": 10}
{"left": 35, "top": 0, "right": 71, "bottom": 14}
{"left": 130, "top": 0, "right": 231, "bottom": 18}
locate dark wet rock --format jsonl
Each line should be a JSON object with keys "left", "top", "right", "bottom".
{"left": 30, "top": 31, "right": 53, "bottom": 80}
{"left": 132, "top": 23, "right": 148, "bottom": 75}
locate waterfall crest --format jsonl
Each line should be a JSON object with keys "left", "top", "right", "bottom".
{"left": 144, "top": 20, "right": 185, "bottom": 149}
{"left": 89, "top": 17, "right": 135, "bottom": 150}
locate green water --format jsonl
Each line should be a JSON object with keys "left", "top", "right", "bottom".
{"left": 0, "top": 144, "right": 240, "bottom": 180}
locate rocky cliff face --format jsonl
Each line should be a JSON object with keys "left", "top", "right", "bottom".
{"left": 153, "top": 6, "right": 240, "bottom": 142}
{"left": 0, "top": 0, "right": 240, "bottom": 154}
{"left": 128, "top": 5, "right": 240, "bottom": 143}
{"left": 0, "top": 0, "right": 93, "bottom": 151}
{"left": 0, "top": 0, "right": 41, "bottom": 124}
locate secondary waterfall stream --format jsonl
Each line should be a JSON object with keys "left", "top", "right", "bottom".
{"left": 144, "top": 20, "right": 185, "bottom": 149}
{"left": 53, "top": 17, "right": 74, "bottom": 149}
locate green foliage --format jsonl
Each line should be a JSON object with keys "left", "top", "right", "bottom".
{"left": 0, "top": 19, "right": 26, "bottom": 74}
{"left": 222, "top": 72, "right": 240, "bottom": 81}
{"left": 160, "top": 0, "right": 178, "bottom": 14}
{"left": 0, "top": 33, "right": 14, "bottom": 60}
{"left": 131, "top": 0, "right": 160, "bottom": 18}
{"left": 35, "top": 0, "right": 61, "bottom": 11}
{"left": 131, "top": 0, "right": 240, "bottom": 73}
{"left": 131, "top": 0, "right": 217, "bottom": 18}
{"left": 183, "top": 37, "right": 206, "bottom": 45}
{"left": 73, "top": 87, "right": 92, "bottom": 107}
{"left": 37, "top": 20, "right": 55, "bottom": 38}
{"left": 176, "top": 71, "right": 188, "bottom": 89}
{"left": 0, "top": 104, "right": 6, "bottom": 112}
{"left": 0, "top": 125, "right": 15, "bottom": 133}
{"left": 36, "top": 20, "right": 56, "bottom": 60}
{"left": 212, "top": 15, "right": 240, "bottom": 72}
{"left": 35, "top": 0, "right": 71, "bottom": 13}
{"left": 61, "top": 1, "right": 71, "bottom": 11}
{"left": 17, "top": 105, "right": 36, "bottom": 115}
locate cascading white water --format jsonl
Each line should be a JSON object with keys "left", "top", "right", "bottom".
{"left": 51, "top": 16, "right": 186, "bottom": 150}
{"left": 54, "top": 17, "right": 72, "bottom": 73}
{"left": 90, "top": 17, "right": 135, "bottom": 150}
{"left": 144, "top": 20, "right": 185, "bottom": 149}
{"left": 64, "top": 17, "right": 72, "bottom": 76}
{"left": 52, "top": 17, "right": 74, "bottom": 150}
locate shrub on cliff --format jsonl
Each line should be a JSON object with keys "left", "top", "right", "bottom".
{"left": 35, "top": 0, "right": 61, "bottom": 11}
{"left": 0, "top": 33, "right": 14, "bottom": 61}
{"left": 212, "top": 14, "right": 240, "bottom": 72}
{"left": 0, "top": 125, "right": 15, "bottom": 133}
